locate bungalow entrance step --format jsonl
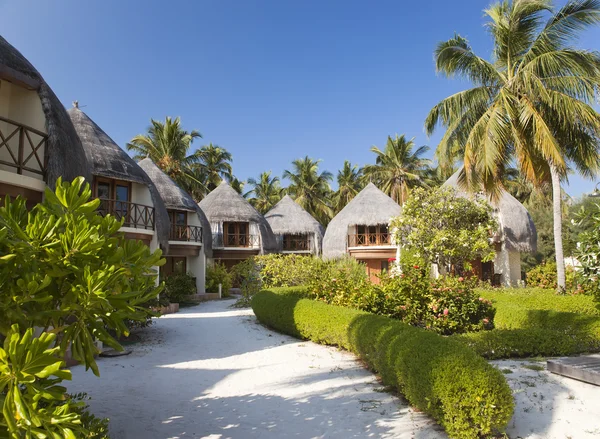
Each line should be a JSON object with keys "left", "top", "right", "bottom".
{"left": 547, "top": 355, "right": 600, "bottom": 386}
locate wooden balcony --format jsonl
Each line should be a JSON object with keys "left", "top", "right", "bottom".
{"left": 0, "top": 116, "right": 48, "bottom": 177}
{"left": 348, "top": 232, "right": 391, "bottom": 247}
{"left": 170, "top": 224, "right": 202, "bottom": 242}
{"left": 97, "top": 199, "right": 155, "bottom": 230}
{"left": 282, "top": 236, "right": 312, "bottom": 251}
{"left": 213, "top": 233, "right": 260, "bottom": 248}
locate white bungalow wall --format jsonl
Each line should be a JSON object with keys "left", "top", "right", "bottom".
{"left": 494, "top": 247, "right": 522, "bottom": 287}
{"left": 0, "top": 80, "right": 47, "bottom": 181}
{"left": 131, "top": 182, "right": 153, "bottom": 208}
{"left": 187, "top": 211, "right": 206, "bottom": 293}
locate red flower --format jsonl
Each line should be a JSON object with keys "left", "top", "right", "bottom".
{"left": 413, "top": 265, "right": 420, "bottom": 269}
{"left": 388, "top": 257, "right": 396, "bottom": 262}
{"left": 458, "top": 277, "right": 464, "bottom": 282}
{"left": 443, "top": 308, "right": 449, "bottom": 316}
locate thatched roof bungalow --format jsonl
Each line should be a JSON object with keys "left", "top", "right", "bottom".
{"left": 443, "top": 169, "right": 537, "bottom": 286}
{"left": 323, "top": 183, "right": 401, "bottom": 282}
{"left": 68, "top": 105, "right": 169, "bottom": 251}
{"left": 264, "top": 195, "right": 324, "bottom": 255}
{"left": 139, "top": 158, "right": 211, "bottom": 293}
{"left": 199, "top": 181, "right": 277, "bottom": 267}
{"left": 0, "top": 36, "right": 89, "bottom": 207}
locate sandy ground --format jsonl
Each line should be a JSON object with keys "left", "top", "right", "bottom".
{"left": 68, "top": 299, "right": 443, "bottom": 439}
{"left": 492, "top": 358, "right": 600, "bottom": 439}
{"left": 68, "top": 299, "right": 600, "bottom": 439}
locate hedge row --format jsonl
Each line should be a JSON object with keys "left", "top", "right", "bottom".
{"left": 454, "top": 288, "right": 600, "bottom": 358}
{"left": 252, "top": 288, "right": 514, "bottom": 439}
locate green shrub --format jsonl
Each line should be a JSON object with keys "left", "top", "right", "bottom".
{"left": 252, "top": 289, "right": 513, "bottom": 439}
{"left": 305, "top": 257, "right": 372, "bottom": 306}
{"left": 0, "top": 178, "right": 163, "bottom": 436}
{"left": 526, "top": 261, "right": 582, "bottom": 292}
{"left": 163, "top": 273, "right": 197, "bottom": 303}
{"left": 230, "top": 258, "right": 262, "bottom": 307}
{"left": 206, "top": 262, "right": 233, "bottom": 296}
{"left": 255, "top": 254, "right": 322, "bottom": 288}
{"left": 573, "top": 202, "right": 600, "bottom": 301}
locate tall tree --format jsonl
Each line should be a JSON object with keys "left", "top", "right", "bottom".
{"left": 364, "top": 134, "right": 431, "bottom": 205}
{"left": 193, "top": 143, "right": 234, "bottom": 192}
{"left": 127, "top": 117, "right": 204, "bottom": 195}
{"left": 425, "top": 0, "right": 600, "bottom": 291}
{"left": 334, "top": 160, "right": 363, "bottom": 213}
{"left": 246, "top": 171, "right": 283, "bottom": 213}
{"left": 283, "top": 156, "right": 333, "bottom": 225}
{"left": 230, "top": 177, "right": 245, "bottom": 196}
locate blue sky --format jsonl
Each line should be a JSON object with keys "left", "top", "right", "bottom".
{"left": 1, "top": 0, "right": 599, "bottom": 197}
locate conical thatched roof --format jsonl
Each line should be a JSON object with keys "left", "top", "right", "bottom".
{"left": 265, "top": 195, "right": 324, "bottom": 236}
{"left": 443, "top": 169, "right": 537, "bottom": 253}
{"left": 138, "top": 158, "right": 213, "bottom": 257}
{"left": 66, "top": 107, "right": 169, "bottom": 247}
{"left": 323, "top": 183, "right": 401, "bottom": 259}
{"left": 68, "top": 105, "right": 149, "bottom": 185}
{"left": 0, "top": 36, "right": 90, "bottom": 186}
{"left": 199, "top": 181, "right": 277, "bottom": 253}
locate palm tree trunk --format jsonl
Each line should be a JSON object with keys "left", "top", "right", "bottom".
{"left": 550, "top": 164, "right": 566, "bottom": 292}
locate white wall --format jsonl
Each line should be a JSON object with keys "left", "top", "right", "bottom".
{"left": 494, "top": 247, "right": 522, "bottom": 287}
{"left": 0, "top": 80, "right": 47, "bottom": 180}
{"left": 131, "top": 182, "right": 153, "bottom": 207}
{"left": 187, "top": 252, "right": 206, "bottom": 293}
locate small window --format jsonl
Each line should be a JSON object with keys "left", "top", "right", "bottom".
{"left": 97, "top": 182, "right": 111, "bottom": 199}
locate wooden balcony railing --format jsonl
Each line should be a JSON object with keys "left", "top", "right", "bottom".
{"left": 282, "top": 236, "right": 312, "bottom": 251}
{"left": 347, "top": 232, "right": 391, "bottom": 247}
{"left": 213, "top": 233, "right": 260, "bottom": 248}
{"left": 97, "top": 199, "right": 155, "bottom": 230}
{"left": 170, "top": 224, "right": 202, "bottom": 242}
{"left": 0, "top": 116, "right": 48, "bottom": 177}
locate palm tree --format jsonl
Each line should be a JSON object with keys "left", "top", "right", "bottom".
{"left": 245, "top": 171, "right": 283, "bottom": 214}
{"left": 334, "top": 161, "right": 363, "bottom": 213}
{"left": 127, "top": 117, "right": 204, "bottom": 195}
{"left": 193, "top": 143, "right": 233, "bottom": 192}
{"left": 230, "top": 177, "right": 245, "bottom": 196}
{"left": 364, "top": 134, "right": 431, "bottom": 205}
{"left": 283, "top": 156, "right": 333, "bottom": 225}
{"left": 425, "top": 0, "right": 600, "bottom": 291}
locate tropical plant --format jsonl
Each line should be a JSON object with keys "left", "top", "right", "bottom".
{"left": 0, "top": 178, "right": 163, "bottom": 437}
{"left": 230, "top": 177, "right": 245, "bottom": 195}
{"left": 127, "top": 117, "right": 204, "bottom": 196}
{"left": 193, "top": 143, "right": 233, "bottom": 192}
{"left": 391, "top": 186, "right": 498, "bottom": 274}
{"left": 283, "top": 156, "right": 334, "bottom": 225}
{"left": 334, "top": 160, "right": 363, "bottom": 213}
{"left": 574, "top": 201, "right": 600, "bottom": 300}
{"left": 425, "top": 0, "right": 600, "bottom": 291}
{"left": 163, "top": 273, "right": 197, "bottom": 304}
{"left": 246, "top": 171, "right": 283, "bottom": 213}
{"left": 364, "top": 134, "right": 431, "bottom": 205}
{"left": 206, "top": 263, "right": 233, "bottom": 297}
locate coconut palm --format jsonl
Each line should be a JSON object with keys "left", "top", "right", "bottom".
{"left": 283, "top": 156, "right": 333, "bottom": 225}
{"left": 334, "top": 161, "right": 364, "bottom": 213}
{"left": 364, "top": 134, "right": 431, "bottom": 205}
{"left": 230, "top": 177, "right": 245, "bottom": 196}
{"left": 246, "top": 171, "right": 283, "bottom": 214}
{"left": 425, "top": 0, "right": 600, "bottom": 291}
{"left": 127, "top": 117, "right": 204, "bottom": 195}
{"left": 193, "top": 143, "right": 234, "bottom": 192}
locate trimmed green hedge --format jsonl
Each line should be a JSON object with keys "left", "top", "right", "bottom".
{"left": 252, "top": 288, "right": 513, "bottom": 439}
{"left": 452, "top": 288, "right": 600, "bottom": 358}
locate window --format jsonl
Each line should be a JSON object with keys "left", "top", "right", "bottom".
{"left": 95, "top": 179, "right": 131, "bottom": 222}
{"left": 283, "top": 234, "right": 310, "bottom": 251}
{"left": 168, "top": 210, "right": 188, "bottom": 240}
{"left": 224, "top": 222, "right": 249, "bottom": 247}
{"left": 160, "top": 257, "right": 187, "bottom": 279}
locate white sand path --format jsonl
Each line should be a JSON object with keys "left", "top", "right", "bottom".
{"left": 68, "top": 299, "right": 443, "bottom": 439}
{"left": 69, "top": 299, "right": 600, "bottom": 439}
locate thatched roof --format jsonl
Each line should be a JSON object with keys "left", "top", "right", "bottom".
{"left": 0, "top": 36, "right": 90, "bottom": 187}
{"left": 443, "top": 169, "right": 537, "bottom": 253}
{"left": 68, "top": 105, "right": 150, "bottom": 185}
{"left": 323, "top": 183, "right": 401, "bottom": 259}
{"left": 138, "top": 158, "right": 213, "bottom": 257}
{"left": 265, "top": 195, "right": 324, "bottom": 236}
{"left": 199, "top": 181, "right": 277, "bottom": 253}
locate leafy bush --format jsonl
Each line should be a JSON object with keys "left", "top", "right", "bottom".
{"left": 230, "top": 258, "right": 262, "bottom": 307}
{"left": 163, "top": 273, "right": 197, "bottom": 303}
{"left": 526, "top": 261, "right": 580, "bottom": 291}
{"left": 206, "top": 262, "right": 233, "bottom": 296}
{"left": 252, "top": 289, "right": 514, "bottom": 439}
{"left": 0, "top": 178, "right": 163, "bottom": 436}
{"left": 391, "top": 186, "right": 497, "bottom": 273}
{"left": 574, "top": 203, "right": 600, "bottom": 301}
{"left": 255, "top": 254, "right": 321, "bottom": 288}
